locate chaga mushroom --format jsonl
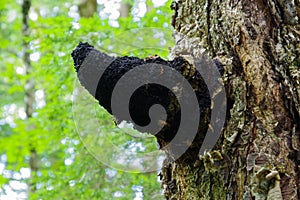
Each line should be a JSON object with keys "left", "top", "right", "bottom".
{"left": 71, "top": 42, "right": 211, "bottom": 161}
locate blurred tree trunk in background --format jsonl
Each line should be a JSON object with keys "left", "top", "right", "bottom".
{"left": 78, "top": 0, "right": 97, "bottom": 18}
{"left": 161, "top": 0, "right": 300, "bottom": 199}
{"left": 21, "top": 0, "right": 38, "bottom": 194}
{"left": 146, "top": 0, "right": 153, "bottom": 13}
{"left": 120, "top": 1, "right": 132, "bottom": 18}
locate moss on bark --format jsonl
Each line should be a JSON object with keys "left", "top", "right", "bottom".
{"left": 163, "top": 0, "right": 300, "bottom": 199}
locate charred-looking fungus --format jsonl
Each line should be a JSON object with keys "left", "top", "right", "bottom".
{"left": 71, "top": 42, "right": 212, "bottom": 163}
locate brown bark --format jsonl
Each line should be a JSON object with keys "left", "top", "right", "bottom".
{"left": 161, "top": 0, "right": 300, "bottom": 199}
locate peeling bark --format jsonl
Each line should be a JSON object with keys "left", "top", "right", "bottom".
{"left": 163, "top": 0, "right": 300, "bottom": 199}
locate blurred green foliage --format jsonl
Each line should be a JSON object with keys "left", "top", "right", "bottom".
{"left": 0, "top": 0, "right": 173, "bottom": 199}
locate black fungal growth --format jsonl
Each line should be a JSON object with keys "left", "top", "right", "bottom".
{"left": 71, "top": 42, "right": 211, "bottom": 161}
{"left": 71, "top": 42, "right": 94, "bottom": 72}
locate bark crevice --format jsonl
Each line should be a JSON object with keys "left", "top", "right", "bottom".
{"left": 164, "top": 0, "right": 299, "bottom": 199}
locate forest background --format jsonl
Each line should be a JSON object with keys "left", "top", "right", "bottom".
{"left": 0, "top": 0, "right": 174, "bottom": 199}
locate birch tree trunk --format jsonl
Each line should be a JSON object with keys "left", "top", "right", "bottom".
{"left": 162, "top": 0, "right": 300, "bottom": 199}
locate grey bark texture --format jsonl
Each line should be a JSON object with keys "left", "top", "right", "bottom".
{"left": 161, "top": 0, "right": 300, "bottom": 199}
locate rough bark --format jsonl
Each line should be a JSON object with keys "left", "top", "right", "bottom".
{"left": 71, "top": 0, "right": 299, "bottom": 199}
{"left": 162, "top": 0, "right": 300, "bottom": 199}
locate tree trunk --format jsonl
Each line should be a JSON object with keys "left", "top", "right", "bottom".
{"left": 78, "top": 0, "right": 97, "bottom": 18}
{"left": 120, "top": 2, "right": 131, "bottom": 18}
{"left": 162, "top": 0, "right": 300, "bottom": 199}
{"left": 22, "top": 0, "right": 38, "bottom": 194}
